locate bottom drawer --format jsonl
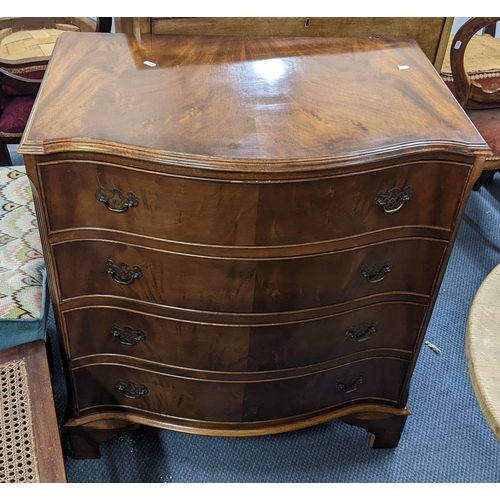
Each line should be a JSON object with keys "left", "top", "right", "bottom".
{"left": 72, "top": 357, "right": 410, "bottom": 423}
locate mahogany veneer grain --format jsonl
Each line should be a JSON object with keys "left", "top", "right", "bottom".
{"left": 20, "top": 33, "right": 490, "bottom": 458}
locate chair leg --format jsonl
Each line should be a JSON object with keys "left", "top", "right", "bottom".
{"left": 473, "top": 170, "right": 497, "bottom": 191}
{"left": 0, "top": 141, "right": 13, "bottom": 166}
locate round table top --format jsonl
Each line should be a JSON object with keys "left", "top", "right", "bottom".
{"left": 466, "top": 262, "right": 500, "bottom": 442}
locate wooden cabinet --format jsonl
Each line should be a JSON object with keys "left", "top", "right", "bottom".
{"left": 20, "top": 33, "right": 490, "bottom": 458}
{"left": 115, "top": 17, "right": 453, "bottom": 71}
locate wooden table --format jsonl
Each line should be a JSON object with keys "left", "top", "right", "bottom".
{"left": 466, "top": 263, "right": 500, "bottom": 442}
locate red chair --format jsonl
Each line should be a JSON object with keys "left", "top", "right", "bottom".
{"left": 0, "top": 17, "right": 111, "bottom": 166}
{"left": 0, "top": 65, "right": 43, "bottom": 165}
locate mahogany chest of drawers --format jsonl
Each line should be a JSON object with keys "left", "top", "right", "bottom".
{"left": 19, "top": 33, "right": 490, "bottom": 458}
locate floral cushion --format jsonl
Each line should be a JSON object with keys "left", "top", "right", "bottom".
{"left": 0, "top": 95, "right": 36, "bottom": 135}
{"left": 0, "top": 165, "right": 48, "bottom": 350}
{"left": 1, "top": 68, "right": 45, "bottom": 96}
{"left": 0, "top": 65, "right": 43, "bottom": 137}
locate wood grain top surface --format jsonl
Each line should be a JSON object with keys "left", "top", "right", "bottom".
{"left": 19, "top": 33, "right": 490, "bottom": 166}
{"left": 466, "top": 263, "right": 500, "bottom": 442}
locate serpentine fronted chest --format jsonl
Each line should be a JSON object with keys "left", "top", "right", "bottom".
{"left": 19, "top": 32, "right": 490, "bottom": 458}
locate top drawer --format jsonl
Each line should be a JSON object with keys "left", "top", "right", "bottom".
{"left": 38, "top": 160, "right": 469, "bottom": 245}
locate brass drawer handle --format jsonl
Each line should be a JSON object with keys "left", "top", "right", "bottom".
{"left": 116, "top": 380, "right": 148, "bottom": 399}
{"left": 360, "top": 261, "right": 392, "bottom": 284}
{"left": 105, "top": 259, "right": 143, "bottom": 285}
{"left": 111, "top": 324, "right": 146, "bottom": 346}
{"left": 95, "top": 186, "right": 139, "bottom": 213}
{"left": 375, "top": 185, "right": 412, "bottom": 213}
{"left": 338, "top": 375, "right": 363, "bottom": 394}
{"left": 346, "top": 322, "right": 377, "bottom": 342}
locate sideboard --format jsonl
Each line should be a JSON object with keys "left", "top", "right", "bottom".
{"left": 19, "top": 32, "right": 490, "bottom": 458}
{"left": 114, "top": 17, "right": 453, "bottom": 70}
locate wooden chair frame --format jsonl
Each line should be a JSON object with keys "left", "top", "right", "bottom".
{"left": 449, "top": 17, "right": 500, "bottom": 189}
{"left": 450, "top": 17, "right": 500, "bottom": 109}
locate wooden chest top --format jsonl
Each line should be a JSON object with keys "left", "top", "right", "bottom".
{"left": 19, "top": 33, "right": 489, "bottom": 167}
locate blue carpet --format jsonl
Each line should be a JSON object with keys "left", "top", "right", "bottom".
{"left": 8, "top": 146, "right": 500, "bottom": 482}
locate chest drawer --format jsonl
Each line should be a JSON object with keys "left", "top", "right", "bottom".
{"left": 53, "top": 238, "right": 446, "bottom": 313}
{"left": 71, "top": 357, "right": 410, "bottom": 423}
{"left": 39, "top": 160, "right": 468, "bottom": 245}
{"left": 64, "top": 302, "right": 427, "bottom": 370}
